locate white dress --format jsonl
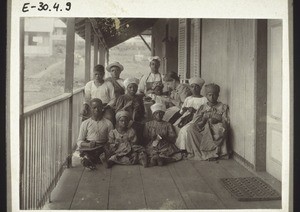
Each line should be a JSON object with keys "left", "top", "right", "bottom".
{"left": 174, "top": 96, "right": 208, "bottom": 144}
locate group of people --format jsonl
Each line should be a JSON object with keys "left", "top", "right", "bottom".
{"left": 77, "top": 56, "right": 230, "bottom": 170}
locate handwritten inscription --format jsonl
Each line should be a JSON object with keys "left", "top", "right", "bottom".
{"left": 22, "top": 2, "right": 71, "bottom": 12}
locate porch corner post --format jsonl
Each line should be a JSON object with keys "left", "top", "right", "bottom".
{"left": 254, "top": 19, "right": 268, "bottom": 171}
{"left": 19, "top": 17, "right": 25, "bottom": 210}
{"left": 85, "top": 20, "right": 91, "bottom": 83}
{"left": 65, "top": 18, "right": 75, "bottom": 168}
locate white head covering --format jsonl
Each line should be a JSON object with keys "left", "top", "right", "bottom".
{"left": 189, "top": 77, "right": 205, "bottom": 88}
{"left": 115, "top": 110, "right": 130, "bottom": 121}
{"left": 150, "top": 103, "right": 166, "bottom": 114}
{"left": 148, "top": 56, "right": 161, "bottom": 62}
{"left": 124, "top": 77, "right": 139, "bottom": 89}
{"left": 106, "top": 62, "right": 124, "bottom": 72}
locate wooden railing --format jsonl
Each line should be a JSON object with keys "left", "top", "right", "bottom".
{"left": 20, "top": 88, "right": 84, "bottom": 209}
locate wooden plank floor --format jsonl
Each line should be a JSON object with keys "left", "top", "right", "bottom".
{"left": 43, "top": 156, "right": 281, "bottom": 210}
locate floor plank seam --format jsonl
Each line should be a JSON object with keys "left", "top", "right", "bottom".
{"left": 190, "top": 161, "right": 228, "bottom": 209}
{"left": 167, "top": 164, "right": 188, "bottom": 209}
{"left": 106, "top": 168, "right": 112, "bottom": 209}
{"left": 138, "top": 166, "right": 148, "bottom": 209}
{"left": 68, "top": 167, "right": 85, "bottom": 209}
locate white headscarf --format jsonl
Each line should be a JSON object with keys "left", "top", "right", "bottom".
{"left": 189, "top": 77, "right": 205, "bottom": 88}
{"left": 124, "top": 77, "right": 139, "bottom": 89}
{"left": 150, "top": 103, "right": 166, "bottom": 113}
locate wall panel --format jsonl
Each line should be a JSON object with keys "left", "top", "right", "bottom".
{"left": 201, "top": 19, "right": 256, "bottom": 165}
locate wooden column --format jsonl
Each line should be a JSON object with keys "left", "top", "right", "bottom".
{"left": 254, "top": 20, "right": 268, "bottom": 171}
{"left": 85, "top": 21, "right": 91, "bottom": 83}
{"left": 106, "top": 49, "right": 109, "bottom": 65}
{"left": 93, "top": 35, "right": 98, "bottom": 66}
{"left": 98, "top": 43, "right": 103, "bottom": 65}
{"left": 19, "top": 17, "right": 25, "bottom": 210}
{"left": 64, "top": 18, "right": 75, "bottom": 93}
{"left": 64, "top": 18, "right": 75, "bottom": 168}
{"left": 99, "top": 46, "right": 105, "bottom": 66}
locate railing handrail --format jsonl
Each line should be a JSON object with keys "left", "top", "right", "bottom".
{"left": 24, "top": 87, "right": 84, "bottom": 117}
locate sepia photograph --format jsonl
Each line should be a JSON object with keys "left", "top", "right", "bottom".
{"left": 7, "top": 0, "right": 293, "bottom": 211}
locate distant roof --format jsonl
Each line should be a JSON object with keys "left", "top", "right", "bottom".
{"left": 25, "top": 18, "right": 54, "bottom": 32}
{"left": 54, "top": 19, "right": 66, "bottom": 28}
{"left": 61, "top": 18, "right": 158, "bottom": 49}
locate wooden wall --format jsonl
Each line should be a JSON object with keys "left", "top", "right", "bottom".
{"left": 201, "top": 19, "right": 256, "bottom": 165}
{"left": 152, "top": 19, "right": 178, "bottom": 75}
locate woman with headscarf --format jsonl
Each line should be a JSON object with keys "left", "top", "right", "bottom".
{"left": 174, "top": 76, "right": 207, "bottom": 128}
{"left": 105, "top": 62, "right": 125, "bottom": 100}
{"left": 115, "top": 77, "right": 145, "bottom": 142}
{"left": 175, "top": 83, "right": 230, "bottom": 161}
{"left": 138, "top": 56, "right": 163, "bottom": 95}
{"left": 106, "top": 110, "right": 148, "bottom": 167}
{"left": 143, "top": 103, "right": 182, "bottom": 166}
{"left": 115, "top": 77, "right": 145, "bottom": 121}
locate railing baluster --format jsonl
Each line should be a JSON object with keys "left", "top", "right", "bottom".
{"left": 22, "top": 89, "right": 84, "bottom": 209}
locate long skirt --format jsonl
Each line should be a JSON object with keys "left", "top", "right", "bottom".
{"left": 146, "top": 139, "right": 182, "bottom": 163}
{"left": 108, "top": 143, "right": 146, "bottom": 165}
{"left": 176, "top": 122, "right": 228, "bottom": 160}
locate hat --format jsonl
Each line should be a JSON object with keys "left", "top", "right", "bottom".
{"left": 115, "top": 110, "right": 131, "bottom": 121}
{"left": 150, "top": 103, "right": 166, "bottom": 113}
{"left": 148, "top": 56, "right": 161, "bottom": 62}
{"left": 189, "top": 77, "right": 205, "bottom": 88}
{"left": 163, "top": 71, "right": 180, "bottom": 82}
{"left": 106, "top": 62, "right": 124, "bottom": 72}
{"left": 124, "top": 77, "right": 139, "bottom": 89}
{"left": 205, "top": 83, "right": 220, "bottom": 94}
{"left": 151, "top": 81, "right": 164, "bottom": 90}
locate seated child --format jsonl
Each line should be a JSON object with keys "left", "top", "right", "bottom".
{"left": 107, "top": 110, "right": 148, "bottom": 167}
{"left": 77, "top": 98, "right": 114, "bottom": 170}
{"left": 143, "top": 103, "right": 182, "bottom": 166}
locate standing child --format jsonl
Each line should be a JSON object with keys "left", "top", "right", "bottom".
{"left": 107, "top": 111, "right": 148, "bottom": 167}
{"left": 77, "top": 98, "right": 114, "bottom": 170}
{"left": 143, "top": 103, "right": 182, "bottom": 166}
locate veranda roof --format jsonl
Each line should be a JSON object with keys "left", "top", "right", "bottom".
{"left": 61, "top": 18, "right": 157, "bottom": 49}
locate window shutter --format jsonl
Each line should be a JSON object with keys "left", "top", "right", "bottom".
{"left": 190, "top": 19, "right": 201, "bottom": 78}
{"left": 178, "top": 19, "right": 187, "bottom": 83}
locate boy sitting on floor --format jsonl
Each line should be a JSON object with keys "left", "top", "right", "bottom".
{"left": 77, "top": 98, "right": 114, "bottom": 170}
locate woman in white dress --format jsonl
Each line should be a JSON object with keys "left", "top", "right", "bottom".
{"left": 174, "top": 76, "right": 207, "bottom": 129}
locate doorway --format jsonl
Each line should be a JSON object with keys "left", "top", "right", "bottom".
{"left": 266, "top": 19, "right": 282, "bottom": 181}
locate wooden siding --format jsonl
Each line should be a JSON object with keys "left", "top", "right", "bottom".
{"left": 151, "top": 19, "right": 178, "bottom": 75}
{"left": 201, "top": 19, "right": 256, "bottom": 165}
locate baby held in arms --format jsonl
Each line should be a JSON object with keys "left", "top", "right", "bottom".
{"left": 144, "top": 81, "right": 171, "bottom": 107}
